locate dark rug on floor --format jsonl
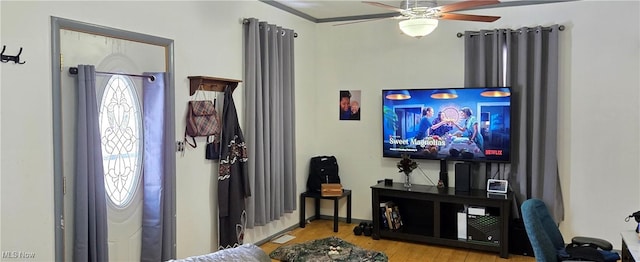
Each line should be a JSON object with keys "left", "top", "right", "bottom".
{"left": 269, "top": 236, "right": 388, "bottom": 262}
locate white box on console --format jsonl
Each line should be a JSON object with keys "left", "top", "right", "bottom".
{"left": 468, "top": 206, "right": 486, "bottom": 216}
{"left": 457, "top": 212, "right": 467, "bottom": 239}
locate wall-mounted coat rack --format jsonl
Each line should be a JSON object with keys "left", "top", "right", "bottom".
{"left": 188, "top": 76, "right": 242, "bottom": 95}
{"left": 1, "top": 45, "right": 26, "bottom": 64}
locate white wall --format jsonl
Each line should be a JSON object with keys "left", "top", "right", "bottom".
{"left": 314, "top": 0, "right": 640, "bottom": 249}
{"left": 0, "top": 1, "right": 316, "bottom": 260}
{"left": 2, "top": 0, "right": 639, "bottom": 260}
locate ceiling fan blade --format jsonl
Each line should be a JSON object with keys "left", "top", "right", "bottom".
{"left": 362, "top": 1, "right": 405, "bottom": 12}
{"left": 453, "top": 0, "right": 577, "bottom": 11}
{"left": 332, "top": 16, "right": 398, "bottom": 26}
{"left": 439, "top": 0, "right": 501, "bottom": 13}
{"left": 439, "top": 13, "right": 500, "bottom": 22}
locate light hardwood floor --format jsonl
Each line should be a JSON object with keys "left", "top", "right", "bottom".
{"left": 259, "top": 219, "right": 536, "bottom": 262}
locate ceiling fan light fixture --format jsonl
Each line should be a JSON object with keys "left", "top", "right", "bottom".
{"left": 399, "top": 18, "right": 439, "bottom": 38}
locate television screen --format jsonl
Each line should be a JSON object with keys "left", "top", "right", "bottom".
{"left": 382, "top": 87, "right": 511, "bottom": 162}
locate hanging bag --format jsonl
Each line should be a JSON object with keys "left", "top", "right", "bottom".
{"left": 185, "top": 87, "right": 221, "bottom": 148}
{"left": 205, "top": 135, "right": 220, "bottom": 160}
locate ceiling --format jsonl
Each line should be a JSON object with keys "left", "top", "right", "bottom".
{"left": 259, "top": 0, "right": 576, "bottom": 23}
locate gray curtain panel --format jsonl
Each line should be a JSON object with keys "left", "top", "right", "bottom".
{"left": 73, "top": 64, "right": 109, "bottom": 262}
{"left": 463, "top": 25, "right": 564, "bottom": 223}
{"left": 243, "top": 18, "right": 297, "bottom": 228}
{"left": 141, "top": 73, "right": 176, "bottom": 261}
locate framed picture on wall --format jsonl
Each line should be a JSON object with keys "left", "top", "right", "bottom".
{"left": 339, "top": 90, "right": 361, "bottom": 120}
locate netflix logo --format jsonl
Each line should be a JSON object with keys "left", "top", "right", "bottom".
{"left": 485, "top": 149, "right": 503, "bottom": 156}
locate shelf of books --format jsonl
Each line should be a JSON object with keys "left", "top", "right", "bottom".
{"left": 371, "top": 182, "right": 512, "bottom": 258}
{"left": 378, "top": 198, "right": 434, "bottom": 237}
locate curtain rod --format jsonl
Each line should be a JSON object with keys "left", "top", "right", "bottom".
{"left": 456, "top": 25, "right": 565, "bottom": 38}
{"left": 68, "top": 67, "right": 155, "bottom": 81}
{"left": 242, "top": 18, "right": 298, "bottom": 38}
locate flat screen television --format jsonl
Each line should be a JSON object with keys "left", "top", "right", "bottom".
{"left": 382, "top": 87, "right": 512, "bottom": 162}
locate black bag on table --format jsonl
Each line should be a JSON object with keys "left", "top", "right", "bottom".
{"left": 306, "top": 155, "right": 340, "bottom": 192}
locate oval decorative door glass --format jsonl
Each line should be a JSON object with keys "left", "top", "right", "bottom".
{"left": 99, "top": 75, "right": 143, "bottom": 207}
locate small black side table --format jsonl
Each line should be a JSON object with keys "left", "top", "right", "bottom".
{"left": 299, "top": 189, "right": 352, "bottom": 232}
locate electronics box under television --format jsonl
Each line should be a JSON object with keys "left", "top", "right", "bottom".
{"left": 467, "top": 213, "right": 501, "bottom": 245}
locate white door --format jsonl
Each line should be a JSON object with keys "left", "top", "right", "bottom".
{"left": 61, "top": 29, "right": 165, "bottom": 261}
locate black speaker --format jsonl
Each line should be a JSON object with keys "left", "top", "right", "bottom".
{"left": 455, "top": 163, "right": 471, "bottom": 192}
{"left": 509, "top": 218, "right": 534, "bottom": 256}
{"left": 439, "top": 159, "right": 449, "bottom": 187}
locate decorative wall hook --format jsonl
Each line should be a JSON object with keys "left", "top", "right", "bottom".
{"left": 1, "top": 45, "right": 26, "bottom": 64}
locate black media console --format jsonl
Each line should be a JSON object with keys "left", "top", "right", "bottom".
{"left": 371, "top": 182, "right": 512, "bottom": 258}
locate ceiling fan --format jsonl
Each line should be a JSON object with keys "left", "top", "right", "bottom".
{"left": 338, "top": 0, "right": 502, "bottom": 38}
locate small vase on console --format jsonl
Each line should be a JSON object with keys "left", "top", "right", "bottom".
{"left": 397, "top": 154, "right": 417, "bottom": 189}
{"left": 404, "top": 173, "right": 412, "bottom": 188}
